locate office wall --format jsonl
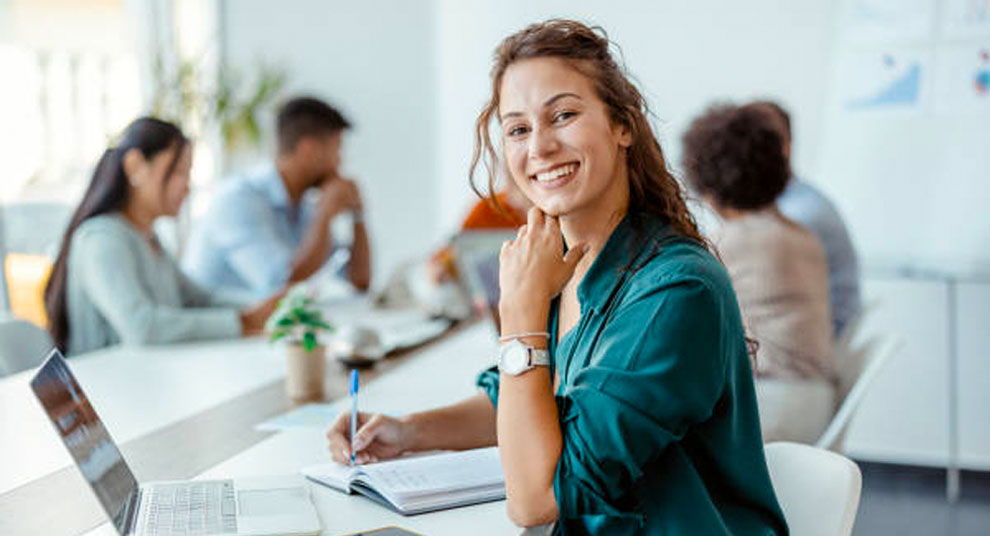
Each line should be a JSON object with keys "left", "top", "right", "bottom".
{"left": 221, "top": 0, "right": 437, "bottom": 285}
{"left": 435, "top": 0, "right": 840, "bottom": 232}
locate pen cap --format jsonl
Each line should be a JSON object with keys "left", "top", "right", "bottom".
{"left": 349, "top": 369, "right": 359, "bottom": 395}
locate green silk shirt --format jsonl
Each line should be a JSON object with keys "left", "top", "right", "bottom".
{"left": 477, "top": 212, "right": 788, "bottom": 535}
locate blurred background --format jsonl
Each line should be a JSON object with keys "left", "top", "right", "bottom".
{"left": 1, "top": 0, "right": 988, "bottom": 534}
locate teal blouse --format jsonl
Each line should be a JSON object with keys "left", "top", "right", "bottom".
{"left": 477, "top": 213, "right": 788, "bottom": 535}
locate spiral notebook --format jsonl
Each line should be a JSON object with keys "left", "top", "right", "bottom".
{"left": 301, "top": 447, "right": 505, "bottom": 515}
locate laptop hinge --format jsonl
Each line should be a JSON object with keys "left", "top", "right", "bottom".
{"left": 120, "top": 488, "right": 142, "bottom": 535}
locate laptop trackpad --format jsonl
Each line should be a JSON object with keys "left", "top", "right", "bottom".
{"left": 238, "top": 488, "right": 310, "bottom": 517}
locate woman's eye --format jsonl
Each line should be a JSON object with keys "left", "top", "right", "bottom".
{"left": 553, "top": 111, "right": 576, "bottom": 123}
{"left": 507, "top": 125, "right": 529, "bottom": 138}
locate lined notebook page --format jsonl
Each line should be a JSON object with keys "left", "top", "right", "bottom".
{"left": 360, "top": 447, "right": 502, "bottom": 495}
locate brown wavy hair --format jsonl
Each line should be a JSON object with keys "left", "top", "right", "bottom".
{"left": 468, "top": 19, "right": 708, "bottom": 250}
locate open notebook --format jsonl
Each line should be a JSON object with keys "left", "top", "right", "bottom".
{"left": 301, "top": 447, "right": 505, "bottom": 515}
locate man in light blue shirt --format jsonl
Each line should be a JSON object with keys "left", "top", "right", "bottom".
{"left": 752, "top": 100, "right": 861, "bottom": 336}
{"left": 183, "top": 97, "right": 371, "bottom": 299}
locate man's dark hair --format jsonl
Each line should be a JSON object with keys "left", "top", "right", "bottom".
{"left": 276, "top": 96, "right": 351, "bottom": 154}
{"left": 681, "top": 103, "right": 789, "bottom": 211}
{"left": 750, "top": 99, "right": 791, "bottom": 142}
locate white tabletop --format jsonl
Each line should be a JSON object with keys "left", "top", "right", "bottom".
{"left": 0, "top": 336, "right": 285, "bottom": 494}
{"left": 6, "top": 309, "right": 523, "bottom": 535}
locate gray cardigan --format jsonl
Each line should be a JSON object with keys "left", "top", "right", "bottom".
{"left": 66, "top": 214, "right": 242, "bottom": 355}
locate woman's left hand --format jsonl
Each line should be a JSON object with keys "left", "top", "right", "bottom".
{"left": 499, "top": 208, "right": 587, "bottom": 320}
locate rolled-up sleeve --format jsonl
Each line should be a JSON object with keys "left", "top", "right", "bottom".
{"left": 553, "top": 278, "right": 727, "bottom": 526}
{"left": 476, "top": 364, "right": 500, "bottom": 408}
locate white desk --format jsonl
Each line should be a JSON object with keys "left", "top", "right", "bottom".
{"left": 0, "top": 336, "right": 285, "bottom": 495}
{"left": 88, "top": 322, "right": 515, "bottom": 535}
{"left": 3, "top": 305, "right": 520, "bottom": 535}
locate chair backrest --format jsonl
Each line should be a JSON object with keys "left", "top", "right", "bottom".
{"left": 0, "top": 315, "right": 54, "bottom": 377}
{"left": 765, "top": 441, "right": 862, "bottom": 536}
{"left": 816, "top": 333, "right": 901, "bottom": 451}
{"left": 831, "top": 302, "right": 875, "bottom": 403}
{"left": 0, "top": 202, "right": 72, "bottom": 257}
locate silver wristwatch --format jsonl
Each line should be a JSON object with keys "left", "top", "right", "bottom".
{"left": 497, "top": 339, "right": 550, "bottom": 376}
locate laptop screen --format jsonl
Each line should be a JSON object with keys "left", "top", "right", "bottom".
{"left": 30, "top": 350, "right": 139, "bottom": 533}
{"left": 451, "top": 230, "right": 516, "bottom": 333}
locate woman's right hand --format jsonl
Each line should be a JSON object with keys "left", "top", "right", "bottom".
{"left": 326, "top": 411, "right": 413, "bottom": 465}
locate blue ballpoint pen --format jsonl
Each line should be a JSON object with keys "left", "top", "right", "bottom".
{"left": 349, "top": 369, "right": 359, "bottom": 465}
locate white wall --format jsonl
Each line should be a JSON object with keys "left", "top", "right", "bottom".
{"left": 221, "top": 0, "right": 438, "bottom": 285}
{"left": 435, "top": 0, "right": 841, "bottom": 233}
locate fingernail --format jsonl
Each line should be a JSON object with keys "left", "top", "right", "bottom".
{"left": 582, "top": 244, "right": 590, "bottom": 253}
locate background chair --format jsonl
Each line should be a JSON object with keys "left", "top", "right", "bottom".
{"left": 765, "top": 441, "right": 862, "bottom": 536}
{"left": 0, "top": 314, "right": 53, "bottom": 377}
{"left": 0, "top": 202, "right": 71, "bottom": 326}
{"left": 817, "top": 307, "right": 903, "bottom": 451}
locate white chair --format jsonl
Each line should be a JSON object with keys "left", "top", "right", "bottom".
{"left": 816, "top": 330, "right": 902, "bottom": 451}
{"left": 0, "top": 315, "right": 53, "bottom": 377}
{"left": 765, "top": 441, "right": 862, "bottom": 536}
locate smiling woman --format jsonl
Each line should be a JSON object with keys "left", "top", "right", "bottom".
{"left": 326, "top": 19, "right": 788, "bottom": 536}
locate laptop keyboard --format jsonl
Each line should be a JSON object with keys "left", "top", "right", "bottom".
{"left": 143, "top": 480, "right": 237, "bottom": 535}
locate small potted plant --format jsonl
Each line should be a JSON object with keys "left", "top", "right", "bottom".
{"left": 266, "top": 288, "right": 334, "bottom": 402}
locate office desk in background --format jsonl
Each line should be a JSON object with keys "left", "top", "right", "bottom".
{"left": 0, "top": 301, "right": 518, "bottom": 535}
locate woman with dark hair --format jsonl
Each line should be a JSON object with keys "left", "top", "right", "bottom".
{"left": 682, "top": 103, "right": 834, "bottom": 444}
{"left": 45, "top": 117, "right": 280, "bottom": 355}
{"left": 326, "top": 20, "right": 786, "bottom": 534}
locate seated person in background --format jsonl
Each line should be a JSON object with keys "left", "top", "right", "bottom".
{"left": 183, "top": 96, "right": 371, "bottom": 299}
{"left": 751, "top": 100, "right": 862, "bottom": 337}
{"left": 682, "top": 103, "right": 835, "bottom": 443}
{"left": 44, "top": 118, "right": 282, "bottom": 356}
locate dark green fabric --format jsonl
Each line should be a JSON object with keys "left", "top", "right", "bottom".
{"left": 477, "top": 212, "right": 788, "bottom": 535}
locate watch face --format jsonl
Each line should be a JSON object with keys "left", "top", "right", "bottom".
{"left": 500, "top": 340, "right": 530, "bottom": 375}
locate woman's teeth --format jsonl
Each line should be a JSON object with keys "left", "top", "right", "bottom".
{"left": 535, "top": 164, "right": 577, "bottom": 183}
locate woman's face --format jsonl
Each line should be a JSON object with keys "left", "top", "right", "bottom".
{"left": 498, "top": 57, "right": 631, "bottom": 218}
{"left": 129, "top": 142, "right": 192, "bottom": 218}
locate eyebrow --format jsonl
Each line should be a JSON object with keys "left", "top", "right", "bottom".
{"left": 500, "top": 92, "right": 583, "bottom": 121}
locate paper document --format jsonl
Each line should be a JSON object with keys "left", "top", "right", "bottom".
{"left": 302, "top": 447, "right": 504, "bottom": 515}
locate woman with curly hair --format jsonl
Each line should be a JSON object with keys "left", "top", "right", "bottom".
{"left": 682, "top": 102, "right": 835, "bottom": 444}
{"left": 327, "top": 21, "right": 787, "bottom": 534}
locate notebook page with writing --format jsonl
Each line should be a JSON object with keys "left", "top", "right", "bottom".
{"left": 359, "top": 447, "right": 502, "bottom": 496}
{"left": 302, "top": 447, "right": 504, "bottom": 514}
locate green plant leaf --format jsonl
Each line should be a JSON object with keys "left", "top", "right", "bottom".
{"left": 303, "top": 332, "right": 317, "bottom": 353}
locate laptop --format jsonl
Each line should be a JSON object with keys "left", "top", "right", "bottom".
{"left": 30, "top": 349, "right": 321, "bottom": 536}
{"left": 450, "top": 230, "right": 517, "bottom": 333}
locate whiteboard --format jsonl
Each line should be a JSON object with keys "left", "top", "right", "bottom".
{"left": 817, "top": 0, "right": 990, "bottom": 276}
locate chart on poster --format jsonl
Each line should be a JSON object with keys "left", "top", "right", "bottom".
{"left": 819, "top": 0, "right": 990, "bottom": 274}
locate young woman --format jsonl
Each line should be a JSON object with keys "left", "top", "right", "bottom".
{"left": 45, "top": 117, "right": 281, "bottom": 355}
{"left": 327, "top": 20, "right": 787, "bottom": 534}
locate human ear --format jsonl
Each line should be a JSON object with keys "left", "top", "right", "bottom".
{"left": 615, "top": 122, "right": 633, "bottom": 149}
{"left": 121, "top": 148, "right": 146, "bottom": 186}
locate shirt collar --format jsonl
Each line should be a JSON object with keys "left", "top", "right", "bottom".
{"left": 576, "top": 211, "right": 675, "bottom": 312}
{"left": 249, "top": 164, "right": 292, "bottom": 209}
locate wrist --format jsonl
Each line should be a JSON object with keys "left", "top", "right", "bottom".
{"left": 398, "top": 413, "right": 423, "bottom": 452}
{"left": 499, "top": 297, "right": 550, "bottom": 336}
